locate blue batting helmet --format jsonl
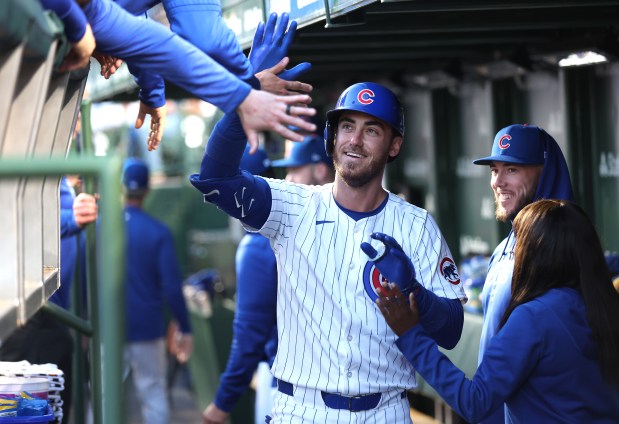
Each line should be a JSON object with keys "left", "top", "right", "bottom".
{"left": 324, "top": 82, "right": 405, "bottom": 161}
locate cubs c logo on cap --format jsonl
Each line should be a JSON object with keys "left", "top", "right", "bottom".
{"left": 362, "top": 261, "right": 387, "bottom": 301}
{"left": 440, "top": 257, "right": 460, "bottom": 285}
{"left": 498, "top": 134, "right": 511, "bottom": 150}
{"left": 357, "top": 89, "right": 375, "bottom": 105}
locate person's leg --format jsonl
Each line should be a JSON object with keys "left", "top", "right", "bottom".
{"left": 125, "top": 339, "right": 169, "bottom": 424}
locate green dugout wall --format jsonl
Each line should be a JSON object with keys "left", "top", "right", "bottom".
{"left": 565, "top": 65, "right": 619, "bottom": 252}
{"left": 397, "top": 67, "right": 619, "bottom": 263}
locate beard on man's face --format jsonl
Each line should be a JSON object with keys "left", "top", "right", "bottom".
{"left": 333, "top": 147, "right": 389, "bottom": 188}
{"left": 494, "top": 191, "right": 536, "bottom": 223}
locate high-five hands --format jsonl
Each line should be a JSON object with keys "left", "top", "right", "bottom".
{"left": 360, "top": 232, "right": 419, "bottom": 296}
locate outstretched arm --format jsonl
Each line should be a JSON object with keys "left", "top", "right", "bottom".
{"left": 84, "top": 0, "right": 315, "bottom": 145}
{"left": 378, "top": 288, "right": 539, "bottom": 423}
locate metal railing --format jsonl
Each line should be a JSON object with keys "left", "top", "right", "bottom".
{"left": 1, "top": 1, "right": 128, "bottom": 422}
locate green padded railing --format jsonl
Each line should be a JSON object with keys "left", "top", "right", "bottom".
{"left": 0, "top": 155, "right": 126, "bottom": 424}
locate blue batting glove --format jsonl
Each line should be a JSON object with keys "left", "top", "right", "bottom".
{"left": 360, "top": 232, "right": 419, "bottom": 296}
{"left": 248, "top": 13, "right": 298, "bottom": 73}
{"left": 279, "top": 62, "right": 312, "bottom": 81}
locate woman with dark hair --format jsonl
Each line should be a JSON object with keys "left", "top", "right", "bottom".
{"left": 377, "top": 199, "right": 619, "bottom": 423}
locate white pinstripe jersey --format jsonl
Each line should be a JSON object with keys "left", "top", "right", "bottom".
{"left": 247, "top": 178, "right": 466, "bottom": 395}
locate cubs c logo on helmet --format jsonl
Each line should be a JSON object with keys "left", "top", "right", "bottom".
{"left": 357, "top": 89, "right": 375, "bottom": 105}
{"left": 498, "top": 134, "right": 511, "bottom": 150}
{"left": 440, "top": 257, "right": 460, "bottom": 285}
{"left": 362, "top": 261, "right": 387, "bottom": 302}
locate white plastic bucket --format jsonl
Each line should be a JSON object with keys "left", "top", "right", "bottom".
{"left": 0, "top": 377, "right": 48, "bottom": 400}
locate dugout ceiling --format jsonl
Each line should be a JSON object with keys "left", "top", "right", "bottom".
{"left": 88, "top": 0, "right": 619, "bottom": 103}
{"left": 279, "top": 0, "right": 619, "bottom": 92}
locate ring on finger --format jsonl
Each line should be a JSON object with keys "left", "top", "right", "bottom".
{"left": 286, "top": 104, "right": 292, "bottom": 115}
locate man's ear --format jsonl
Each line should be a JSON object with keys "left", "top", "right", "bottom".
{"left": 389, "top": 136, "right": 403, "bottom": 158}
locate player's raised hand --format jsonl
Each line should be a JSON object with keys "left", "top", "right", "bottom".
{"left": 361, "top": 232, "right": 419, "bottom": 296}
{"left": 135, "top": 101, "right": 167, "bottom": 151}
{"left": 237, "top": 90, "right": 315, "bottom": 153}
{"left": 92, "top": 52, "right": 123, "bottom": 79}
{"left": 376, "top": 283, "right": 419, "bottom": 336}
{"left": 256, "top": 57, "right": 313, "bottom": 95}
{"left": 248, "top": 12, "right": 297, "bottom": 73}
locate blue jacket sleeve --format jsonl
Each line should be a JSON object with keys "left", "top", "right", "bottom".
{"left": 112, "top": 0, "right": 158, "bottom": 15}
{"left": 189, "top": 113, "right": 272, "bottom": 230}
{"left": 40, "top": 0, "right": 87, "bottom": 42}
{"left": 83, "top": 0, "right": 251, "bottom": 113}
{"left": 414, "top": 286, "right": 464, "bottom": 349}
{"left": 60, "top": 208, "right": 81, "bottom": 238}
{"left": 158, "top": 228, "right": 191, "bottom": 334}
{"left": 396, "top": 306, "right": 540, "bottom": 423}
{"left": 126, "top": 62, "right": 166, "bottom": 108}
{"left": 111, "top": 3, "right": 166, "bottom": 109}
{"left": 214, "top": 235, "right": 278, "bottom": 412}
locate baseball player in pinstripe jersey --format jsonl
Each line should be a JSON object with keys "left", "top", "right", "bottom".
{"left": 190, "top": 82, "right": 466, "bottom": 423}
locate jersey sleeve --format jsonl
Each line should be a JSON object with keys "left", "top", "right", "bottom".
{"left": 40, "top": 0, "right": 87, "bottom": 42}
{"left": 412, "top": 213, "right": 466, "bottom": 302}
{"left": 397, "top": 303, "right": 542, "bottom": 423}
{"left": 257, "top": 179, "right": 314, "bottom": 247}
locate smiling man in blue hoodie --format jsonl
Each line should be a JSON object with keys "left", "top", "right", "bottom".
{"left": 472, "top": 124, "right": 575, "bottom": 424}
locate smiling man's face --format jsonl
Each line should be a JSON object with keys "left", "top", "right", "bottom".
{"left": 332, "top": 111, "right": 402, "bottom": 188}
{"left": 490, "top": 161, "right": 543, "bottom": 222}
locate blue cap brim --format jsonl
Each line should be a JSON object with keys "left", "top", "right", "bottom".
{"left": 473, "top": 155, "right": 544, "bottom": 166}
{"left": 271, "top": 158, "right": 305, "bottom": 168}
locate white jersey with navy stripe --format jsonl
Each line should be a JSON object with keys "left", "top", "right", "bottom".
{"left": 247, "top": 179, "right": 465, "bottom": 396}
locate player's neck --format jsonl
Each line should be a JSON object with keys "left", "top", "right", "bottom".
{"left": 332, "top": 176, "right": 387, "bottom": 212}
{"left": 125, "top": 198, "right": 144, "bottom": 208}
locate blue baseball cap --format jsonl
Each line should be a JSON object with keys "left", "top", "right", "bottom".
{"left": 473, "top": 124, "right": 548, "bottom": 165}
{"left": 240, "top": 145, "right": 271, "bottom": 175}
{"left": 272, "top": 135, "right": 332, "bottom": 168}
{"left": 122, "top": 158, "right": 149, "bottom": 191}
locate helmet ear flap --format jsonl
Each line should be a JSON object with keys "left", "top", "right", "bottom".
{"left": 324, "top": 120, "right": 335, "bottom": 157}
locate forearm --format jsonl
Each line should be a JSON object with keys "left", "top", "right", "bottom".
{"left": 397, "top": 326, "right": 501, "bottom": 423}
{"left": 189, "top": 113, "right": 271, "bottom": 230}
{"left": 83, "top": 0, "right": 251, "bottom": 112}
{"left": 200, "top": 113, "right": 247, "bottom": 180}
{"left": 414, "top": 287, "right": 464, "bottom": 349}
